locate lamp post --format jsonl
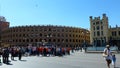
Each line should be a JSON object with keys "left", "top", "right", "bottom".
{"left": 82, "top": 30, "right": 89, "bottom": 52}
{"left": 29, "top": 33, "right": 39, "bottom": 46}
{"left": 47, "top": 33, "right": 52, "bottom": 47}
{"left": 42, "top": 39, "right": 45, "bottom": 46}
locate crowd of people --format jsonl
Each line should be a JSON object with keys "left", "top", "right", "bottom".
{"left": 0, "top": 45, "right": 71, "bottom": 64}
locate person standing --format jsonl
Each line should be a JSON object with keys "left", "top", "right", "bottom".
{"left": 2, "top": 47, "right": 10, "bottom": 64}
{"left": 112, "top": 54, "right": 116, "bottom": 68}
{"left": 18, "top": 47, "right": 23, "bottom": 60}
{"left": 10, "top": 47, "right": 15, "bottom": 60}
{"left": 103, "top": 45, "right": 112, "bottom": 68}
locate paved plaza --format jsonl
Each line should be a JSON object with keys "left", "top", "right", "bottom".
{"left": 0, "top": 51, "right": 120, "bottom": 68}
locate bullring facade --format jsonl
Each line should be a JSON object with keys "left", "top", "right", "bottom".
{"left": 0, "top": 17, "right": 90, "bottom": 48}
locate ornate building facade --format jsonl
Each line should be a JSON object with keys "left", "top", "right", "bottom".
{"left": 90, "top": 14, "right": 120, "bottom": 48}
{"left": 0, "top": 17, "right": 90, "bottom": 48}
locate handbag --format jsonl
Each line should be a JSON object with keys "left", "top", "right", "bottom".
{"left": 102, "top": 53, "right": 107, "bottom": 57}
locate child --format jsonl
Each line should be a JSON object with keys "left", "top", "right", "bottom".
{"left": 112, "top": 54, "right": 116, "bottom": 68}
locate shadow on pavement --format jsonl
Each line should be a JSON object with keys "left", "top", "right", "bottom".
{"left": 12, "top": 60, "right": 17, "bottom": 61}
{"left": 19, "top": 60, "right": 27, "bottom": 62}
{"left": 6, "top": 63, "right": 13, "bottom": 65}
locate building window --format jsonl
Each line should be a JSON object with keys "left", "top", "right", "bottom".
{"left": 57, "top": 29, "right": 60, "bottom": 32}
{"left": 27, "top": 39, "right": 29, "bottom": 42}
{"left": 19, "top": 34, "right": 21, "bottom": 37}
{"left": 35, "top": 39, "right": 38, "bottom": 42}
{"left": 93, "top": 26, "right": 95, "bottom": 30}
{"left": 39, "top": 39, "right": 42, "bottom": 42}
{"left": 61, "top": 34, "right": 64, "bottom": 37}
{"left": 23, "top": 29, "right": 25, "bottom": 31}
{"left": 58, "top": 39, "right": 60, "bottom": 42}
{"left": 96, "top": 26, "right": 99, "bottom": 30}
{"left": 66, "top": 34, "right": 68, "bottom": 37}
{"left": 31, "top": 39, "right": 33, "bottom": 42}
{"left": 57, "top": 34, "right": 60, "bottom": 37}
{"left": 73, "top": 34, "right": 74, "bottom": 37}
{"left": 73, "top": 30, "right": 74, "bottom": 32}
{"left": 96, "top": 22, "right": 99, "bottom": 25}
{"left": 79, "top": 40, "right": 80, "bottom": 43}
{"left": 49, "top": 28, "right": 51, "bottom": 31}
{"left": 53, "top": 39, "right": 56, "bottom": 42}
{"left": 119, "top": 31, "right": 120, "bottom": 36}
{"left": 48, "top": 39, "right": 51, "bottom": 42}
{"left": 73, "top": 39, "right": 75, "bottom": 42}
{"left": 44, "top": 29, "right": 47, "bottom": 31}
{"left": 15, "top": 39, "right": 18, "bottom": 42}
{"left": 66, "top": 39, "right": 68, "bottom": 42}
{"left": 76, "top": 30, "right": 77, "bottom": 33}
{"left": 23, "top": 39, "right": 26, "bottom": 42}
{"left": 62, "top": 29, "right": 64, "bottom": 32}
{"left": 76, "top": 39, "right": 78, "bottom": 42}
{"left": 53, "top": 29, "right": 56, "bottom": 32}
{"left": 69, "top": 39, "right": 71, "bottom": 42}
{"left": 112, "top": 32, "right": 114, "bottom": 36}
{"left": 101, "top": 31, "right": 103, "bottom": 36}
{"left": 112, "top": 31, "right": 117, "bottom": 36}
{"left": 23, "top": 34, "right": 25, "bottom": 37}
{"left": 39, "top": 33, "right": 42, "bottom": 37}
{"left": 53, "top": 34, "right": 56, "bottom": 37}
{"left": 114, "top": 31, "right": 116, "bottom": 36}
{"left": 19, "top": 39, "right": 21, "bottom": 42}
{"left": 76, "top": 35, "right": 78, "bottom": 37}
{"left": 27, "top": 29, "right": 29, "bottom": 31}
{"left": 101, "top": 22, "right": 103, "bottom": 24}
{"left": 69, "top": 34, "right": 71, "bottom": 37}
{"left": 94, "top": 32, "right": 96, "bottom": 36}
{"left": 13, "top": 34, "right": 15, "bottom": 37}
{"left": 101, "top": 26, "right": 103, "bottom": 30}
{"left": 97, "top": 31, "right": 100, "bottom": 36}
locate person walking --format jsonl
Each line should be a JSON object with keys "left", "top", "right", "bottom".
{"left": 103, "top": 45, "right": 112, "bottom": 68}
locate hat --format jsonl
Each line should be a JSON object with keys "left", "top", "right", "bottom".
{"left": 106, "top": 45, "right": 110, "bottom": 48}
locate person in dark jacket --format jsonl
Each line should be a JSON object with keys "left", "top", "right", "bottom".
{"left": 2, "top": 47, "right": 9, "bottom": 64}
{"left": 18, "top": 47, "right": 23, "bottom": 60}
{"left": 11, "top": 47, "right": 15, "bottom": 60}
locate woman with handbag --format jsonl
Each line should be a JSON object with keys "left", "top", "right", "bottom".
{"left": 103, "top": 45, "right": 112, "bottom": 68}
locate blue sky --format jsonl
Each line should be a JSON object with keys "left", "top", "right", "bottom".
{"left": 0, "top": 0, "right": 120, "bottom": 29}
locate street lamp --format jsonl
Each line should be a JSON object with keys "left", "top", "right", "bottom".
{"left": 82, "top": 30, "right": 89, "bottom": 52}
{"left": 47, "top": 33, "right": 52, "bottom": 47}
{"left": 42, "top": 39, "right": 45, "bottom": 46}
